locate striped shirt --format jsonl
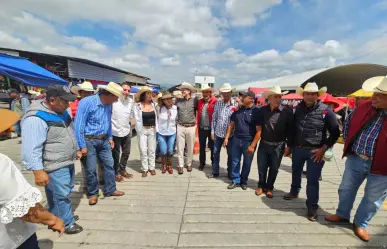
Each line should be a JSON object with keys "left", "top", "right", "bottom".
{"left": 211, "top": 99, "right": 238, "bottom": 138}
{"left": 74, "top": 94, "right": 113, "bottom": 149}
{"left": 343, "top": 109, "right": 386, "bottom": 157}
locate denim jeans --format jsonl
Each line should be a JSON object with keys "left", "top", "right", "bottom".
{"left": 84, "top": 139, "right": 116, "bottom": 198}
{"left": 18, "top": 233, "right": 39, "bottom": 249}
{"left": 14, "top": 120, "right": 21, "bottom": 136}
{"left": 231, "top": 137, "right": 254, "bottom": 185}
{"left": 290, "top": 147, "right": 324, "bottom": 210}
{"left": 199, "top": 128, "right": 214, "bottom": 165}
{"left": 257, "top": 141, "right": 285, "bottom": 190}
{"left": 45, "top": 165, "right": 75, "bottom": 229}
{"left": 112, "top": 133, "right": 131, "bottom": 174}
{"left": 336, "top": 154, "right": 387, "bottom": 228}
{"left": 157, "top": 133, "right": 176, "bottom": 157}
{"left": 212, "top": 135, "right": 233, "bottom": 177}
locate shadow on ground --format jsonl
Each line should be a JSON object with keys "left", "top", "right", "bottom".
{"left": 38, "top": 239, "right": 53, "bottom": 249}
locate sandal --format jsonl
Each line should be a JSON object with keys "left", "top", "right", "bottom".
{"left": 121, "top": 171, "right": 133, "bottom": 179}
{"left": 115, "top": 174, "right": 124, "bottom": 182}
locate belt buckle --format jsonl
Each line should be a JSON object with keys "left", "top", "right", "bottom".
{"left": 357, "top": 154, "right": 372, "bottom": 161}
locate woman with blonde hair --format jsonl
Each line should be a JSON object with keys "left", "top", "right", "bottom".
{"left": 132, "top": 86, "right": 158, "bottom": 177}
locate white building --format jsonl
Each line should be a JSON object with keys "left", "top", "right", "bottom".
{"left": 194, "top": 76, "right": 215, "bottom": 89}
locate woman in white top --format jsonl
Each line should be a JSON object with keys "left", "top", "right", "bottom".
{"left": 0, "top": 109, "right": 64, "bottom": 249}
{"left": 132, "top": 86, "right": 158, "bottom": 177}
{"left": 156, "top": 91, "right": 178, "bottom": 174}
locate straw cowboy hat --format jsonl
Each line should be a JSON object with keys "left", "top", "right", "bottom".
{"left": 98, "top": 82, "right": 123, "bottom": 98}
{"left": 173, "top": 90, "right": 182, "bottom": 98}
{"left": 135, "top": 86, "right": 152, "bottom": 102}
{"left": 0, "top": 109, "right": 20, "bottom": 133}
{"left": 178, "top": 82, "right": 197, "bottom": 92}
{"left": 161, "top": 91, "right": 173, "bottom": 99}
{"left": 200, "top": 83, "right": 214, "bottom": 92}
{"left": 70, "top": 81, "right": 96, "bottom": 95}
{"left": 262, "top": 86, "right": 289, "bottom": 99}
{"left": 362, "top": 76, "right": 387, "bottom": 94}
{"left": 219, "top": 83, "right": 234, "bottom": 93}
{"left": 296, "top": 82, "right": 327, "bottom": 97}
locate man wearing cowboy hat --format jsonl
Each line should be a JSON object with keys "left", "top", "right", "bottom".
{"left": 70, "top": 81, "right": 96, "bottom": 118}
{"left": 21, "top": 84, "right": 83, "bottom": 234}
{"left": 283, "top": 82, "right": 340, "bottom": 222}
{"left": 74, "top": 82, "right": 125, "bottom": 206}
{"left": 209, "top": 83, "right": 238, "bottom": 179}
{"left": 197, "top": 83, "right": 217, "bottom": 171}
{"left": 325, "top": 76, "right": 387, "bottom": 242}
{"left": 254, "top": 86, "right": 294, "bottom": 198}
{"left": 176, "top": 82, "right": 198, "bottom": 174}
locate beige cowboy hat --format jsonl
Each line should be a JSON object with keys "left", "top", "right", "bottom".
{"left": 296, "top": 82, "right": 327, "bottom": 97}
{"left": 219, "top": 83, "right": 235, "bottom": 93}
{"left": 362, "top": 76, "right": 387, "bottom": 94}
{"left": 173, "top": 90, "right": 182, "bottom": 98}
{"left": 135, "top": 86, "right": 152, "bottom": 102}
{"left": 161, "top": 91, "right": 173, "bottom": 99}
{"left": 0, "top": 109, "right": 20, "bottom": 133}
{"left": 200, "top": 83, "right": 214, "bottom": 92}
{"left": 178, "top": 82, "right": 197, "bottom": 92}
{"left": 70, "top": 81, "right": 96, "bottom": 95}
{"left": 262, "top": 86, "right": 289, "bottom": 99}
{"left": 97, "top": 82, "right": 123, "bottom": 98}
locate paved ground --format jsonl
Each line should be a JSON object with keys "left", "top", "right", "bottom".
{"left": 1, "top": 137, "right": 387, "bottom": 249}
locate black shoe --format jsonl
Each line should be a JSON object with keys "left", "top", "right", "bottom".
{"left": 241, "top": 184, "right": 248, "bottom": 190}
{"left": 283, "top": 192, "right": 299, "bottom": 200}
{"left": 65, "top": 223, "right": 83, "bottom": 234}
{"left": 319, "top": 176, "right": 322, "bottom": 181}
{"left": 74, "top": 215, "right": 79, "bottom": 221}
{"left": 227, "top": 183, "right": 240, "bottom": 189}
{"left": 307, "top": 209, "right": 318, "bottom": 222}
{"left": 207, "top": 174, "right": 219, "bottom": 179}
{"left": 199, "top": 163, "right": 205, "bottom": 171}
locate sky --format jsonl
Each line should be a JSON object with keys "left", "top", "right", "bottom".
{"left": 1, "top": 0, "right": 387, "bottom": 87}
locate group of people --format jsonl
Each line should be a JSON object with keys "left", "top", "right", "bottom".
{"left": 1, "top": 75, "right": 387, "bottom": 248}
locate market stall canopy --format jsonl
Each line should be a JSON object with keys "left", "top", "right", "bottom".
{"left": 0, "top": 54, "right": 67, "bottom": 87}
{"left": 347, "top": 89, "right": 373, "bottom": 98}
{"left": 282, "top": 93, "right": 303, "bottom": 100}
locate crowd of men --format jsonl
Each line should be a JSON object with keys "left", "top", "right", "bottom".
{"left": 9, "top": 75, "right": 387, "bottom": 243}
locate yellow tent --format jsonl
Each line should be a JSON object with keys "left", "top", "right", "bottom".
{"left": 347, "top": 89, "right": 373, "bottom": 98}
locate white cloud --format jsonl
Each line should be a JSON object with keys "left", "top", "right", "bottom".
{"left": 65, "top": 36, "right": 107, "bottom": 52}
{"left": 160, "top": 55, "right": 180, "bottom": 67}
{"left": 225, "top": 0, "right": 282, "bottom": 26}
{"left": 0, "top": 30, "right": 22, "bottom": 46}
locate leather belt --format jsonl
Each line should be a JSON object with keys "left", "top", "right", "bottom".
{"left": 143, "top": 126, "right": 155, "bottom": 129}
{"left": 262, "top": 140, "right": 285, "bottom": 146}
{"left": 85, "top": 134, "right": 106, "bottom": 140}
{"left": 356, "top": 153, "right": 373, "bottom": 161}
{"left": 179, "top": 123, "right": 196, "bottom": 127}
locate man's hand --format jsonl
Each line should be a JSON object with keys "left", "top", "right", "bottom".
{"left": 247, "top": 145, "right": 255, "bottom": 155}
{"left": 76, "top": 150, "right": 82, "bottom": 160}
{"left": 284, "top": 147, "right": 291, "bottom": 157}
{"left": 48, "top": 217, "right": 65, "bottom": 237}
{"left": 211, "top": 133, "right": 214, "bottom": 141}
{"left": 33, "top": 170, "right": 50, "bottom": 186}
{"left": 223, "top": 138, "right": 229, "bottom": 148}
{"left": 80, "top": 148, "right": 88, "bottom": 157}
{"left": 109, "top": 139, "right": 115, "bottom": 149}
{"left": 311, "top": 146, "right": 327, "bottom": 163}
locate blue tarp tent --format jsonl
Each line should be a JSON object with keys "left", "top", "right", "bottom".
{"left": 0, "top": 54, "right": 67, "bottom": 87}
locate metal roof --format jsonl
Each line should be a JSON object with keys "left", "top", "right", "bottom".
{"left": 234, "top": 63, "right": 387, "bottom": 95}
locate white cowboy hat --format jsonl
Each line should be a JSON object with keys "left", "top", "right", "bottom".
{"left": 296, "top": 82, "right": 327, "bottom": 97}
{"left": 178, "top": 82, "right": 197, "bottom": 93}
{"left": 135, "top": 86, "right": 152, "bottom": 102}
{"left": 70, "top": 81, "right": 96, "bottom": 95}
{"left": 200, "top": 83, "right": 214, "bottom": 92}
{"left": 362, "top": 76, "right": 387, "bottom": 94}
{"left": 262, "top": 86, "right": 289, "bottom": 99}
{"left": 219, "top": 83, "right": 234, "bottom": 93}
{"left": 97, "top": 82, "right": 123, "bottom": 98}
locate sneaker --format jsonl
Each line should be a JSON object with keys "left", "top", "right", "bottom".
{"left": 241, "top": 184, "right": 248, "bottom": 190}
{"left": 307, "top": 209, "right": 318, "bottom": 222}
{"left": 227, "top": 182, "right": 240, "bottom": 189}
{"left": 207, "top": 174, "right": 219, "bottom": 179}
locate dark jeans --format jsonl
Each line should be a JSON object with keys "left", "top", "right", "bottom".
{"left": 290, "top": 147, "right": 324, "bottom": 210}
{"left": 231, "top": 137, "right": 254, "bottom": 185}
{"left": 84, "top": 139, "right": 116, "bottom": 198}
{"left": 198, "top": 128, "right": 214, "bottom": 165}
{"left": 257, "top": 141, "right": 285, "bottom": 190}
{"left": 112, "top": 134, "right": 131, "bottom": 175}
{"left": 18, "top": 233, "right": 39, "bottom": 249}
{"left": 45, "top": 165, "right": 75, "bottom": 229}
{"left": 212, "top": 135, "right": 233, "bottom": 177}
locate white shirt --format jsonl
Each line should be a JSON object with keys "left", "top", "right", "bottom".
{"left": 112, "top": 97, "right": 134, "bottom": 137}
{"left": 157, "top": 105, "right": 177, "bottom": 136}
{"left": 0, "top": 153, "right": 42, "bottom": 249}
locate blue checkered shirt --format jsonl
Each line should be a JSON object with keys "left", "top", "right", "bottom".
{"left": 211, "top": 99, "right": 238, "bottom": 138}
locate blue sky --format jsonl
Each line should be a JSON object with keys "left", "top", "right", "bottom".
{"left": 1, "top": 0, "right": 387, "bottom": 86}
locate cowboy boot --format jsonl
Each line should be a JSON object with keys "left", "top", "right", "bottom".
{"left": 166, "top": 156, "right": 173, "bottom": 174}
{"left": 161, "top": 156, "right": 167, "bottom": 174}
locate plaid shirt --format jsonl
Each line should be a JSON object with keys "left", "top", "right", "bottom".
{"left": 343, "top": 109, "right": 386, "bottom": 157}
{"left": 211, "top": 99, "right": 238, "bottom": 138}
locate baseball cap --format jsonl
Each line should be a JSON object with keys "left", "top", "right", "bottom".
{"left": 46, "top": 84, "right": 77, "bottom": 101}
{"left": 152, "top": 88, "right": 159, "bottom": 94}
{"left": 240, "top": 90, "right": 255, "bottom": 98}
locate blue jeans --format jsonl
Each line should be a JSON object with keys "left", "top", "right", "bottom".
{"left": 257, "top": 141, "right": 285, "bottom": 190}
{"left": 14, "top": 120, "right": 21, "bottom": 136}
{"left": 212, "top": 135, "right": 233, "bottom": 177}
{"left": 18, "top": 233, "right": 39, "bottom": 249}
{"left": 84, "top": 139, "right": 116, "bottom": 198}
{"left": 157, "top": 133, "right": 176, "bottom": 157}
{"left": 336, "top": 154, "right": 387, "bottom": 228}
{"left": 231, "top": 137, "right": 254, "bottom": 185}
{"left": 45, "top": 165, "right": 75, "bottom": 229}
{"left": 290, "top": 147, "right": 324, "bottom": 210}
